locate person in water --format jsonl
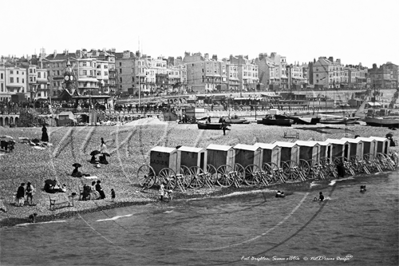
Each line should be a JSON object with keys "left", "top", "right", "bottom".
{"left": 360, "top": 185, "right": 367, "bottom": 193}
{"left": 319, "top": 192, "right": 324, "bottom": 202}
{"left": 275, "top": 190, "right": 285, "bottom": 198}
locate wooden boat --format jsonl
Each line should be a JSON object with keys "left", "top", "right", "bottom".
{"left": 364, "top": 116, "right": 399, "bottom": 128}
{"left": 221, "top": 116, "right": 250, "bottom": 124}
{"left": 197, "top": 122, "right": 224, "bottom": 130}
{"left": 319, "top": 115, "right": 359, "bottom": 125}
{"left": 257, "top": 117, "right": 293, "bottom": 127}
{"left": 275, "top": 114, "right": 320, "bottom": 125}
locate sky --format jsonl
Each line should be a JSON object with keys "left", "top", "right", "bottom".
{"left": 1, "top": 0, "right": 398, "bottom": 68}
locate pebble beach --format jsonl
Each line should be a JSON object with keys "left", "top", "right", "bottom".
{"left": 1, "top": 118, "right": 398, "bottom": 227}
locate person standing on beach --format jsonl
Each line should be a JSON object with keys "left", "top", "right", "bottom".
{"left": 100, "top": 138, "right": 107, "bottom": 152}
{"left": 16, "top": 183, "right": 25, "bottom": 206}
{"left": 41, "top": 124, "right": 49, "bottom": 142}
{"left": 319, "top": 192, "right": 325, "bottom": 202}
{"left": 26, "top": 182, "right": 35, "bottom": 206}
{"left": 95, "top": 180, "right": 106, "bottom": 199}
{"left": 111, "top": 189, "right": 115, "bottom": 201}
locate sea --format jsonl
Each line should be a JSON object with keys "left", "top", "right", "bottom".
{"left": 0, "top": 171, "right": 398, "bottom": 266}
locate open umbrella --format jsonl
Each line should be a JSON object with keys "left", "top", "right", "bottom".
{"left": 101, "top": 152, "right": 110, "bottom": 157}
{"left": 90, "top": 150, "right": 101, "bottom": 156}
{"left": 44, "top": 179, "right": 57, "bottom": 186}
{"left": 72, "top": 163, "right": 82, "bottom": 168}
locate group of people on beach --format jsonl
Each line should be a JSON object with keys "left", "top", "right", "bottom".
{"left": 15, "top": 182, "right": 36, "bottom": 206}
{"left": 81, "top": 180, "right": 115, "bottom": 201}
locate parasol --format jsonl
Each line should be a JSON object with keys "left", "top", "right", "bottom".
{"left": 90, "top": 150, "right": 101, "bottom": 156}
{"left": 386, "top": 133, "right": 393, "bottom": 138}
{"left": 72, "top": 163, "right": 82, "bottom": 168}
{"left": 101, "top": 152, "right": 110, "bottom": 157}
{"left": 44, "top": 179, "right": 57, "bottom": 186}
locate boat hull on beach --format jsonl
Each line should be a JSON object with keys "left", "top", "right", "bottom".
{"left": 365, "top": 117, "right": 399, "bottom": 128}
{"left": 257, "top": 118, "right": 293, "bottom": 127}
{"left": 197, "top": 122, "right": 223, "bottom": 130}
{"left": 275, "top": 114, "right": 320, "bottom": 125}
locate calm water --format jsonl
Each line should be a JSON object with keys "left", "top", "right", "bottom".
{"left": 1, "top": 171, "right": 398, "bottom": 266}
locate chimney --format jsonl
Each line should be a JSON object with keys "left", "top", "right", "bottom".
{"left": 76, "top": 50, "right": 81, "bottom": 59}
{"left": 123, "top": 50, "right": 130, "bottom": 59}
{"left": 204, "top": 53, "right": 209, "bottom": 60}
{"left": 328, "top": 56, "right": 333, "bottom": 62}
{"left": 212, "top": 54, "right": 218, "bottom": 61}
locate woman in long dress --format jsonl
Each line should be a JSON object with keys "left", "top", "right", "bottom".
{"left": 41, "top": 124, "right": 49, "bottom": 142}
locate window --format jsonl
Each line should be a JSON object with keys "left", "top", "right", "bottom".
{"left": 119, "top": 77, "right": 122, "bottom": 83}
{"left": 104, "top": 71, "right": 108, "bottom": 76}
{"left": 119, "top": 62, "right": 122, "bottom": 67}
{"left": 22, "top": 78, "right": 24, "bottom": 83}
{"left": 30, "top": 69, "right": 32, "bottom": 73}
{"left": 97, "top": 71, "right": 101, "bottom": 76}
{"left": 17, "top": 71, "right": 19, "bottom": 74}
{"left": 119, "top": 69, "right": 122, "bottom": 74}
{"left": 1, "top": 83, "right": 3, "bottom": 91}
{"left": 104, "top": 65, "right": 108, "bottom": 69}
{"left": 0, "top": 73, "right": 2, "bottom": 79}
{"left": 17, "top": 77, "right": 19, "bottom": 83}
{"left": 10, "top": 77, "right": 14, "bottom": 83}
{"left": 38, "top": 72, "right": 41, "bottom": 78}
{"left": 83, "top": 70, "right": 87, "bottom": 75}
{"left": 10, "top": 70, "right": 13, "bottom": 74}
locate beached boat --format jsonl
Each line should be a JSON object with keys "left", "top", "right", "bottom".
{"left": 275, "top": 114, "right": 320, "bottom": 125}
{"left": 257, "top": 117, "right": 293, "bottom": 127}
{"left": 318, "top": 115, "right": 359, "bottom": 125}
{"left": 197, "top": 122, "right": 224, "bottom": 130}
{"left": 364, "top": 116, "right": 399, "bottom": 128}
{"left": 222, "top": 116, "right": 250, "bottom": 124}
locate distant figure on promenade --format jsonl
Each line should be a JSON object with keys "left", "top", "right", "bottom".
{"left": 41, "top": 124, "right": 49, "bottom": 142}
{"left": 360, "top": 185, "right": 367, "bottom": 193}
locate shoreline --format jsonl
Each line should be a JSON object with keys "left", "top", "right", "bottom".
{"left": 0, "top": 179, "right": 338, "bottom": 228}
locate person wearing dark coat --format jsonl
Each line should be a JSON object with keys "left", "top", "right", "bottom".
{"left": 95, "top": 180, "right": 106, "bottom": 199}
{"left": 16, "top": 183, "right": 25, "bottom": 206}
{"left": 41, "top": 125, "right": 49, "bottom": 142}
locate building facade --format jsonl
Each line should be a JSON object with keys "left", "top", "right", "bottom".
{"left": 229, "top": 55, "right": 258, "bottom": 92}
{"left": 368, "top": 62, "right": 398, "bottom": 90}
{"left": 254, "top": 52, "right": 285, "bottom": 91}
{"left": 185, "top": 53, "right": 227, "bottom": 94}
{"left": 312, "top": 56, "right": 344, "bottom": 89}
